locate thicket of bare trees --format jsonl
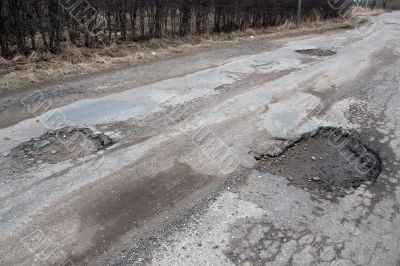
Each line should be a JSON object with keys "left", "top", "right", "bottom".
{"left": 0, "top": 0, "right": 350, "bottom": 58}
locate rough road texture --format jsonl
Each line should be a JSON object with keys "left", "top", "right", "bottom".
{"left": 0, "top": 12, "right": 400, "bottom": 266}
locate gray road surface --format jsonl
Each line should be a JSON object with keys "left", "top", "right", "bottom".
{"left": 0, "top": 12, "right": 399, "bottom": 266}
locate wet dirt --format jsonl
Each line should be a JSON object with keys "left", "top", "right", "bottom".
{"left": 9, "top": 127, "right": 113, "bottom": 167}
{"left": 67, "top": 161, "right": 214, "bottom": 264}
{"left": 295, "top": 49, "right": 337, "bottom": 57}
{"left": 255, "top": 127, "right": 382, "bottom": 198}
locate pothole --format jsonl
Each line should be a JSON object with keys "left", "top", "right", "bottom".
{"left": 255, "top": 127, "right": 381, "bottom": 198}
{"left": 295, "top": 48, "right": 336, "bottom": 57}
{"left": 10, "top": 127, "right": 114, "bottom": 166}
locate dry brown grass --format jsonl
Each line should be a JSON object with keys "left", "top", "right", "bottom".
{"left": 0, "top": 17, "right": 353, "bottom": 93}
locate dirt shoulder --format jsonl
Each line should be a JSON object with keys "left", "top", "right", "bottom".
{"left": 0, "top": 19, "right": 351, "bottom": 95}
{"left": 0, "top": 19, "right": 357, "bottom": 129}
{"left": 0, "top": 11, "right": 383, "bottom": 129}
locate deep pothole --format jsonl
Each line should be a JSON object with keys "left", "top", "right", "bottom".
{"left": 295, "top": 48, "right": 336, "bottom": 57}
{"left": 10, "top": 127, "right": 114, "bottom": 167}
{"left": 255, "top": 127, "right": 382, "bottom": 198}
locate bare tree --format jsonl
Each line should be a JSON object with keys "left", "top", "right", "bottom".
{"left": 0, "top": 0, "right": 351, "bottom": 57}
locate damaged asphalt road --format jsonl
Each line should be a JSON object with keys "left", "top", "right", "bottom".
{"left": 0, "top": 12, "right": 400, "bottom": 266}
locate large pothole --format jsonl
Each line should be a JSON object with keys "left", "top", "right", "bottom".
{"left": 10, "top": 127, "right": 114, "bottom": 167}
{"left": 255, "top": 127, "right": 381, "bottom": 198}
{"left": 296, "top": 48, "right": 336, "bottom": 57}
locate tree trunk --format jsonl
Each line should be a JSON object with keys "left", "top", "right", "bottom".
{"left": 139, "top": 1, "right": 145, "bottom": 38}
{"left": 130, "top": 1, "right": 138, "bottom": 39}
{"left": 180, "top": 0, "right": 192, "bottom": 36}
{"left": 154, "top": 0, "right": 163, "bottom": 38}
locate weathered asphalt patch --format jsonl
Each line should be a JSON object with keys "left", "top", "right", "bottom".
{"left": 296, "top": 49, "right": 336, "bottom": 57}
{"left": 255, "top": 127, "right": 382, "bottom": 198}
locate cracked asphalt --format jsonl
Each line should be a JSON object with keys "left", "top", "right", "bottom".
{"left": 0, "top": 12, "right": 399, "bottom": 266}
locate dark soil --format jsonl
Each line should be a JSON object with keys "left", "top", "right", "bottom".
{"left": 10, "top": 127, "right": 113, "bottom": 167}
{"left": 67, "top": 161, "right": 216, "bottom": 264}
{"left": 256, "top": 127, "right": 382, "bottom": 198}
{"left": 295, "top": 48, "right": 336, "bottom": 57}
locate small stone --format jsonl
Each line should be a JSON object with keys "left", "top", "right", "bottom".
{"left": 37, "top": 139, "right": 51, "bottom": 149}
{"left": 312, "top": 176, "right": 321, "bottom": 181}
{"left": 99, "top": 135, "right": 112, "bottom": 146}
{"left": 51, "top": 150, "right": 58, "bottom": 154}
{"left": 254, "top": 153, "right": 264, "bottom": 160}
{"left": 266, "top": 146, "right": 283, "bottom": 157}
{"left": 334, "top": 190, "right": 346, "bottom": 197}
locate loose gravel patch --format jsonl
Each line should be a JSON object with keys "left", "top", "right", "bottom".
{"left": 10, "top": 127, "right": 113, "bottom": 167}
{"left": 296, "top": 48, "right": 336, "bottom": 57}
{"left": 255, "top": 127, "right": 381, "bottom": 198}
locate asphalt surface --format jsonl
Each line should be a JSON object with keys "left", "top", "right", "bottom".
{"left": 0, "top": 12, "right": 400, "bottom": 266}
